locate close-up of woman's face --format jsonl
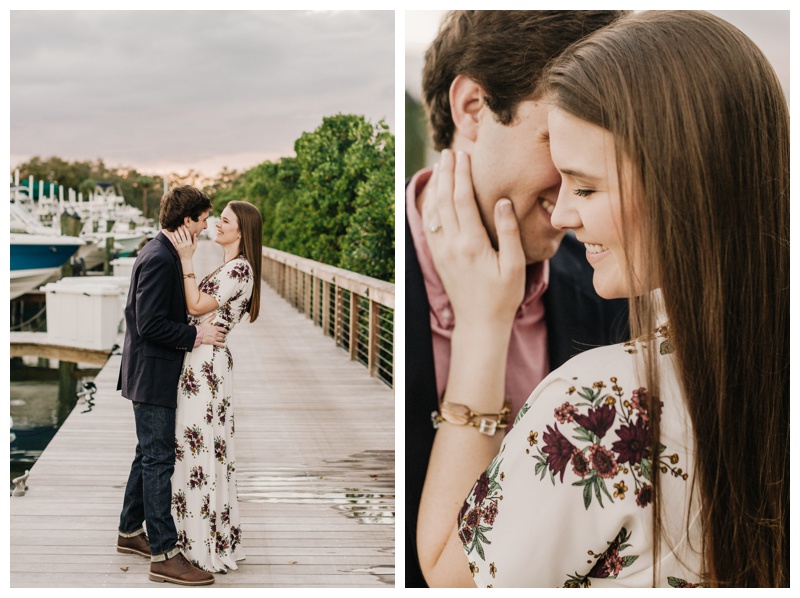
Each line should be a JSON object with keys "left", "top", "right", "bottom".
{"left": 548, "top": 106, "right": 647, "bottom": 300}
{"left": 215, "top": 205, "right": 241, "bottom": 246}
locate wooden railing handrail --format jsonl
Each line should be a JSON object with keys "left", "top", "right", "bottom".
{"left": 262, "top": 247, "right": 394, "bottom": 309}
{"left": 261, "top": 247, "right": 394, "bottom": 388}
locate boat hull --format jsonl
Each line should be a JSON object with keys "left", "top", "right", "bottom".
{"left": 10, "top": 234, "right": 85, "bottom": 298}
{"left": 10, "top": 268, "right": 60, "bottom": 300}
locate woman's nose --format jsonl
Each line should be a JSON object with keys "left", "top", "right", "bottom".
{"left": 550, "top": 187, "right": 581, "bottom": 231}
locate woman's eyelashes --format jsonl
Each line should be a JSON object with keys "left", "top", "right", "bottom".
{"left": 573, "top": 188, "right": 596, "bottom": 197}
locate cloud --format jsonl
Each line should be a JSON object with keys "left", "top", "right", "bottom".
{"left": 11, "top": 10, "right": 395, "bottom": 177}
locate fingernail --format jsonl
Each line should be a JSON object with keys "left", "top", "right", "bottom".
{"left": 498, "top": 199, "right": 513, "bottom": 214}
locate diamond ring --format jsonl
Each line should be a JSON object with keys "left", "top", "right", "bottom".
{"left": 429, "top": 223, "right": 442, "bottom": 233}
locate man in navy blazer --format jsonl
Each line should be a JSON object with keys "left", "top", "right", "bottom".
{"left": 406, "top": 11, "right": 629, "bottom": 587}
{"left": 116, "top": 185, "right": 226, "bottom": 586}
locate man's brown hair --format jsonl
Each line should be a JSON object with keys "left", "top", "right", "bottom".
{"left": 159, "top": 185, "right": 213, "bottom": 231}
{"left": 422, "top": 11, "right": 626, "bottom": 150}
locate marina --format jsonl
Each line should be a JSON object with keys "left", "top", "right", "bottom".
{"left": 10, "top": 240, "right": 395, "bottom": 587}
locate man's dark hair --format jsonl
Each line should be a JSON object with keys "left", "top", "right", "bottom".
{"left": 159, "top": 185, "right": 213, "bottom": 231}
{"left": 422, "top": 10, "right": 627, "bottom": 150}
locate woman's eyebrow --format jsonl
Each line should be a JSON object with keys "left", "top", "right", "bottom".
{"left": 559, "top": 167, "right": 599, "bottom": 181}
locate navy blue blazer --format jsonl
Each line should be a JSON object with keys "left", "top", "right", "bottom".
{"left": 404, "top": 215, "right": 629, "bottom": 587}
{"left": 117, "top": 232, "right": 198, "bottom": 408}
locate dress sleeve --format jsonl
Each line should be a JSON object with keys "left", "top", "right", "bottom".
{"left": 459, "top": 345, "right": 691, "bottom": 587}
{"left": 204, "top": 259, "right": 253, "bottom": 308}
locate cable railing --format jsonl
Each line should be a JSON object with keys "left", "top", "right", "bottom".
{"left": 261, "top": 247, "right": 395, "bottom": 388}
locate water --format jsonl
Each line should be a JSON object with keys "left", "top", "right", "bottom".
{"left": 10, "top": 362, "right": 98, "bottom": 490}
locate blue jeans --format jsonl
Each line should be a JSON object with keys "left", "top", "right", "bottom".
{"left": 119, "top": 401, "right": 178, "bottom": 557}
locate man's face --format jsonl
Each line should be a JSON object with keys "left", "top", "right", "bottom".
{"left": 468, "top": 100, "right": 565, "bottom": 264}
{"left": 184, "top": 209, "right": 210, "bottom": 238}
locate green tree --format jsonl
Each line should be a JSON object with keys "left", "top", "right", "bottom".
{"left": 270, "top": 114, "right": 394, "bottom": 280}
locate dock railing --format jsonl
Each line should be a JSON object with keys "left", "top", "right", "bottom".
{"left": 262, "top": 247, "right": 395, "bottom": 388}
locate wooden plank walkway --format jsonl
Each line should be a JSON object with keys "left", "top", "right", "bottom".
{"left": 10, "top": 240, "right": 395, "bottom": 588}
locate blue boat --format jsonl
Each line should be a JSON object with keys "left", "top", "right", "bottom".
{"left": 10, "top": 233, "right": 85, "bottom": 299}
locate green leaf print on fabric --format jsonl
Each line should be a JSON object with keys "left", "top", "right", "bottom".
{"left": 531, "top": 376, "right": 686, "bottom": 509}
{"left": 459, "top": 450, "right": 505, "bottom": 561}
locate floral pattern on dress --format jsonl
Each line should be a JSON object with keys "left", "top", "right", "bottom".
{"left": 172, "top": 257, "right": 253, "bottom": 573}
{"left": 563, "top": 527, "right": 639, "bottom": 587}
{"left": 530, "top": 377, "right": 685, "bottom": 510}
{"left": 459, "top": 448, "right": 505, "bottom": 561}
{"left": 461, "top": 323, "right": 701, "bottom": 587}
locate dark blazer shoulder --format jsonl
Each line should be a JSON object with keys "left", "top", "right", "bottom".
{"left": 544, "top": 233, "right": 629, "bottom": 369}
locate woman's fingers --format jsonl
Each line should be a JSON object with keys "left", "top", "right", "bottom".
{"left": 494, "top": 199, "right": 525, "bottom": 287}
{"left": 430, "top": 149, "right": 459, "bottom": 235}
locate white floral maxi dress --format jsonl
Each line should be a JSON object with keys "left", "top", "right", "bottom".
{"left": 171, "top": 257, "right": 253, "bottom": 573}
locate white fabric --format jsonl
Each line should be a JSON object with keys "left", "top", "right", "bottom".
{"left": 459, "top": 326, "right": 704, "bottom": 587}
{"left": 171, "top": 257, "right": 253, "bottom": 572}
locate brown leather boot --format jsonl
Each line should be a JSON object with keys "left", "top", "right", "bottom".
{"left": 149, "top": 552, "right": 215, "bottom": 586}
{"left": 117, "top": 532, "right": 151, "bottom": 558}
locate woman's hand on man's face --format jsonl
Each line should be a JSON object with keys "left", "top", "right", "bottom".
{"left": 170, "top": 225, "right": 197, "bottom": 260}
{"left": 422, "top": 149, "right": 526, "bottom": 329}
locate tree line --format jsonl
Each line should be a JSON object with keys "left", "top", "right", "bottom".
{"left": 13, "top": 114, "right": 395, "bottom": 282}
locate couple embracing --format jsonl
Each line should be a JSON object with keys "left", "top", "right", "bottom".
{"left": 114, "top": 185, "right": 262, "bottom": 585}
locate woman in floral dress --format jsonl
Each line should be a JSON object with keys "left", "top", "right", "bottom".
{"left": 167, "top": 201, "right": 262, "bottom": 573}
{"left": 417, "top": 12, "right": 787, "bottom": 588}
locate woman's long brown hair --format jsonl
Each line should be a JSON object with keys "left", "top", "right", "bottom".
{"left": 227, "top": 201, "right": 263, "bottom": 322}
{"left": 542, "top": 11, "right": 789, "bottom": 587}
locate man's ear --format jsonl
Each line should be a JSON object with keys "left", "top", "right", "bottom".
{"left": 183, "top": 216, "right": 193, "bottom": 228}
{"left": 449, "top": 74, "right": 485, "bottom": 143}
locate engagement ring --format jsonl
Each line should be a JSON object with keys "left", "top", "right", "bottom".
{"left": 429, "top": 223, "right": 442, "bottom": 233}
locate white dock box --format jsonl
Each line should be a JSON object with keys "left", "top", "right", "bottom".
{"left": 110, "top": 257, "right": 137, "bottom": 280}
{"left": 43, "top": 280, "right": 123, "bottom": 350}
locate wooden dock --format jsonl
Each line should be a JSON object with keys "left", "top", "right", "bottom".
{"left": 10, "top": 240, "right": 395, "bottom": 588}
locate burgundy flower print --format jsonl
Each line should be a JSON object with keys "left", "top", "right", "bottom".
{"left": 555, "top": 402, "right": 579, "bottom": 424}
{"left": 563, "top": 527, "right": 639, "bottom": 587}
{"left": 230, "top": 525, "right": 242, "bottom": 552}
{"left": 215, "top": 531, "right": 230, "bottom": 557}
{"left": 189, "top": 466, "right": 208, "bottom": 490}
{"left": 229, "top": 262, "right": 251, "bottom": 281}
{"left": 221, "top": 504, "right": 231, "bottom": 526}
{"left": 214, "top": 436, "right": 227, "bottom": 463}
{"left": 180, "top": 366, "right": 199, "bottom": 397}
{"left": 473, "top": 471, "right": 490, "bottom": 503}
{"left": 532, "top": 375, "right": 686, "bottom": 510}
{"left": 612, "top": 417, "right": 650, "bottom": 465}
{"left": 460, "top": 451, "right": 504, "bottom": 560}
{"left": 541, "top": 423, "right": 577, "bottom": 483}
{"left": 177, "top": 529, "right": 193, "bottom": 550}
{"left": 571, "top": 450, "right": 590, "bottom": 478}
{"left": 202, "top": 361, "right": 220, "bottom": 399}
{"left": 205, "top": 402, "right": 214, "bottom": 425}
{"left": 636, "top": 483, "right": 653, "bottom": 508}
{"left": 183, "top": 425, "right": 206, "bottom": 456}
{"left": 172, "top": 490, "right": 189, "bottom": 521}
{"left": 201, "top": 277, "right": 220, "bottom": 298}
{"left": 200, "top": 494, "right": 210, "bottom": 519}
{"left": 217, "top": 396, "right": 230, "bottom": 425}
{"left": 175, "top": 438, "right": 185, "bottom": 462}
{"left": 482, "top": 502, "right": 499, "bottom": 526}
{"left": 588, "top": 444, "right": 618, "bottom": 479}
{"left": 574, "top": 404, "right": 616, "bottom": 439}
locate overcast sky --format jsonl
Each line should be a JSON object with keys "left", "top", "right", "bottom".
{"left": 10, "top": 10, "right": 395, "bottom": 178}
